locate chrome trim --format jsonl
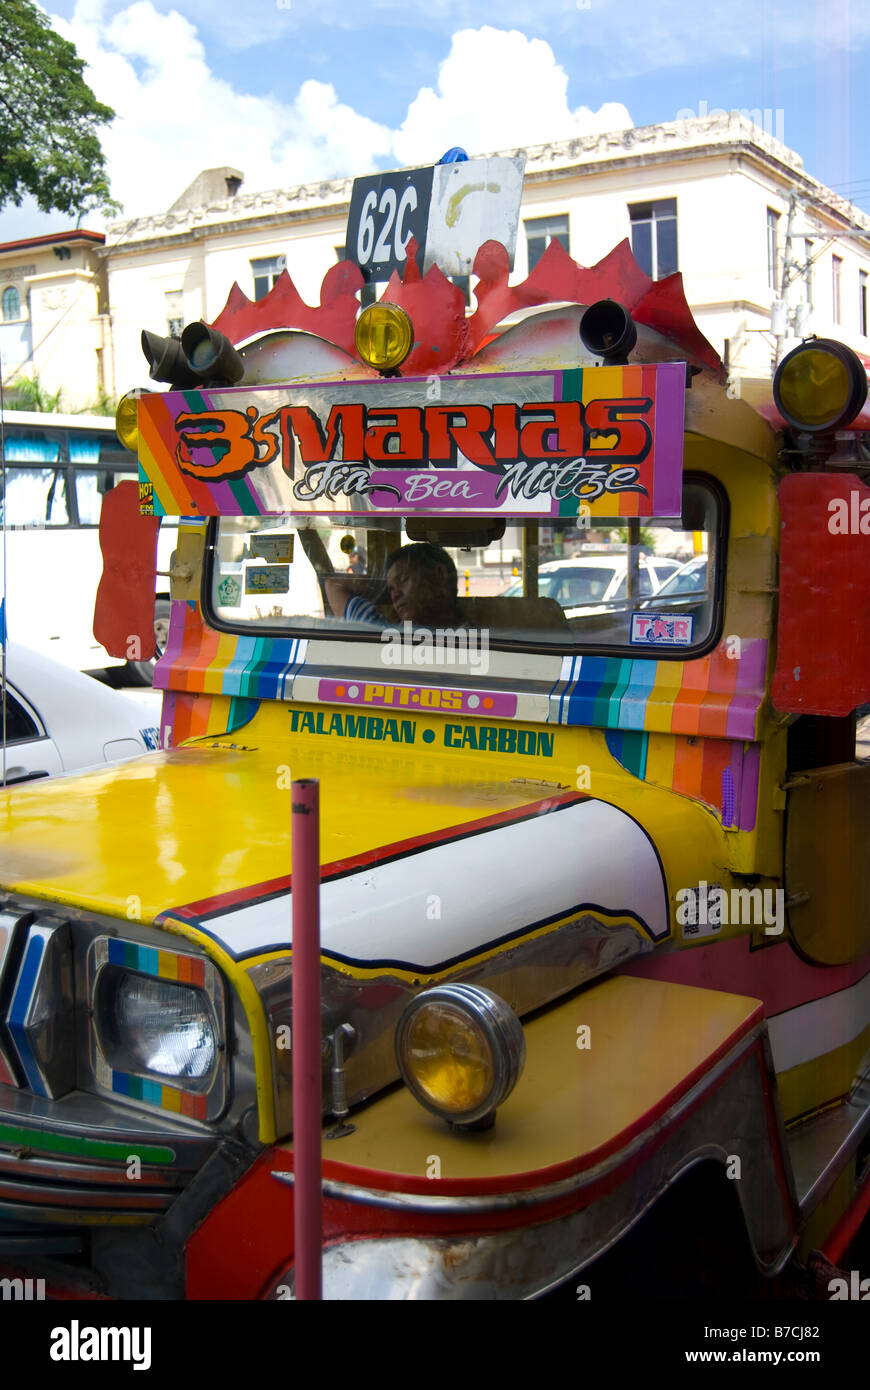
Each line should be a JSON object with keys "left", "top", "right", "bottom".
{"left": 269, "top": 1032, "right": 796, "bottom": 1297}
{"left": 0, "top": 1175, "right": 172, "bottom": 1212}
{"left": 7, "top": 917, "right": 75, "bottom": 1099}
{"left": 254, "top": 911, "right": 651, "bottom": 1136}
{"left": 273, "top": 1171, "right": 569, "bottom": 1214}
{"left": 788, "top": 1067, "right": 870, "bottom": 1213}
{"left": 0, "top": 1149, "right": 186, "bottom": 1189}
{"left": 0, "top": 908, "right": 27, "bottom": 1087}
{"left": 0, "top": 1197, "right": 159, "bottom": 1227}
{"left": 0, "top": 1079, "right": 214, "bottom": 1153}
{"left": 271, "top": 1023, "right": 796, "bottom": 1285}
{"left": 0, "top": 1022, "right": 220, "bottom": 1223}
{"left": 274, "top": 1024, "right": 769, "bottom": 1214}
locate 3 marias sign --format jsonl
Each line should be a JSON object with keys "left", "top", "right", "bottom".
{"left": 137, "top": 365, "right": 685, "bottom": 520}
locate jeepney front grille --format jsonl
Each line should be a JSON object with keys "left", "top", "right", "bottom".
{"left": 0, "top": 902, "right": 222, "bottom": 1225}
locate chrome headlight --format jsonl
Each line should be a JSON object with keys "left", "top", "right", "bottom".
{"left": 97, "top": 969, "right": 216, "bottom": 1082}
{"left": 88, "top": 936, "right": 227, "bottom": 1121}
{"left": 395, "top": 984, "right": 525, "bottom": 1130}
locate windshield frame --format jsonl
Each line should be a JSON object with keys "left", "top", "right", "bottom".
{"left": 201, "top": 472, "right": 729, "bottom": 662}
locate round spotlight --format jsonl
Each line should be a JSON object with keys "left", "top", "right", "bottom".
{"left": 579, "top": 299, "right": 638, "bottom": 364}
{"left": 115, "top": 390, "right": 146, "bottom": 455}
{"left": 773, "top": 339, "right": 868, "bottom": 432}
{"left": 395, "top": 983, "right": 525, "bottom": 1129}
{"left": 354, "top": 303, "right": 414, "bottom": 373}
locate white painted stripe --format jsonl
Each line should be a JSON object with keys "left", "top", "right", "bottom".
{"left": 194, "top": 799, "right": 668, "bottom": 964}
{"left": 281, "top": 638, "right": 308, "bottom": 699}
{"left": 767, "top": 970, "right": 870, "bottom": 1074}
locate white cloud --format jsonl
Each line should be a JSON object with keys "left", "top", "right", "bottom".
{"left": 2, "top": 9, "right": 632, "bottom": 239}
{"left": 50, "top": 0, "right": 394, "bottom": 221}
{"left": 393, "top": 27, "right": 631, "bottom": 165}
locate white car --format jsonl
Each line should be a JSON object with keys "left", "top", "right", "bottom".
{"left": 643, "top": 554, "right": 709, "bottom": 602}
{"left": 501, "top": 553, "right": 683, "bottom": 614}
{"left": 0, "top": 642, "right": 160, "bottom": 786}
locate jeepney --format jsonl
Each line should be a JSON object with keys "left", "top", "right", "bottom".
{"left": 0, "top": 222, "right": 868, "bottom": 1301}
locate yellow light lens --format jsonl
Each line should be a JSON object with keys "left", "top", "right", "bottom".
{"left": 404, "top": 1002, "right": 494, "bottom": 1115}
{"left": 115, "top": 391, "right": 141, "bottom": 455}
{"left": 777, "top": 347, "right": 851, "bottom": 428}
{"left": 354, "top": 303, "right": 413, "bottom": 371}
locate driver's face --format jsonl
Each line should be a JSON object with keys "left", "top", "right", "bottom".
{"left": 387, "top": 561, "right": 445, "bottom": 623}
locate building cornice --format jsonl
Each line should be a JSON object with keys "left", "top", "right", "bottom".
{"left": 0, "top": 229, "right": 104, "bottom": 255}
{"left": 102, "top": 202, "right": 349, "bottom": 261}
{"left": 102, "top": 112, "right": 870, "bottom": 260}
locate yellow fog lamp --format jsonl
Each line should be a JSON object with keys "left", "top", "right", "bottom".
{"left": 354, "top": 303, "right": 413, "bottom": 373}
{"left": 395, "top": 984, "right": 525, "bottom": 1130}
{"left": 773, "top": 339, "right": 868, "bottom": 432}
{"left": 115, "top": 390, "right": 148, "bottom": 456}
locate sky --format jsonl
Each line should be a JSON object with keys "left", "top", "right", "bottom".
{"left": 1, "top": 0, "right": 868, "bottom": 244}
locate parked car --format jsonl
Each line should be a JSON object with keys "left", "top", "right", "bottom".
{"left": 639, "top": 554, "right": 709, "bottom": 606}
{"left": 500, "top": 553, "right": 683, "bottom": 615}
{"left": 0, "top": 642, "right": 160, "bottom": 785}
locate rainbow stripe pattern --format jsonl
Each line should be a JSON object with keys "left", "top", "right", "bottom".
{"left": 606, "top": 729, "right": 761, "bottom": 830}
{"left": 549, "top": 639, "right": 768, "bottom": 741}
{"left": 103, "top": 938, "right": 208, "bottom": 1121}
{"left": 136, "top": 366, "right": 684, "bottom": 521}
{"left": 156, "top": 595, "right": 767, "bottom": 747}
{"left": 155, "top": 601, "right": 308, "bottom": 700}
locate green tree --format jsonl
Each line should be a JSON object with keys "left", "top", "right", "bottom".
{"left": 0, "top": 1, "right": 120, "bottom": 217}
{"left": 5, "top": 372, "right": 64, "bottom": 413}
{"left": 613, "top": 524, "right": 656, "bottom": 551}
{"left": 77, "top": 385, "right": 118, "bottom": 416}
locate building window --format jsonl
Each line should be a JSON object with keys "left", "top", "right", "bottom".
{"left": 165, "top": 290, "right": 184, "bottom": 338}
{"left": 2, "top": 286, "right": 20, "bottom": 321}
{"left": 251, "top": 255, "right": 286, "bottom": 301}
{"left": 766, "top": 209, "right": 780, "bottom": 290}
{"left": 804, "top": 239, "right": 813, "bottom": 304}
{"left": 525, "top": 215, "right": 570, "bottom": 273}
{"left": 860, "top": 271, "right": 868, "bottom": 337}
{"left": 832, "top": 255, "right": 842, "bottom": 324}
{"left": 629, "top": 200, "right": 678, "bottom": 280}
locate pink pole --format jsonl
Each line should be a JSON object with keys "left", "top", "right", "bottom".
{"left": 291, "top": 778, "right": 322, "bottom": 1300}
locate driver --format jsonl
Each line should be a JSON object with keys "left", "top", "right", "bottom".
{"left": 325, "top": 542, "right": 464, "bottom": 628}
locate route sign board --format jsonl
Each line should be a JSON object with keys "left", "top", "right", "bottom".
{"left": 346, "top": 156, "right": 525, "bottom": 283}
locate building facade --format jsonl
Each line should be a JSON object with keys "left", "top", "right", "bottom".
{"left": 6, "top": 113, "right": 870, "bottom": 408}
{"left": 0, "top": 231, "right": 110, "bottom": 412}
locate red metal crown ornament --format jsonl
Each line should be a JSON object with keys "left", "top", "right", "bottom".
{"left": 208, "top": 234, "right": 722, "bottom": 379}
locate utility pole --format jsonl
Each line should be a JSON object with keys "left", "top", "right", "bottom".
{"left": 773, "top": 193, "right": 797, "bottom": 368}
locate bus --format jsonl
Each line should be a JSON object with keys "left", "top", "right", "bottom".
{"left": 0, "top": 409, "right": 172, "bottom": 682}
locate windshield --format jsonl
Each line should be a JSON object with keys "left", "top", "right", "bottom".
{"left": 208, "top": 479, "right": 721, "bottom": 653}
{"left": 655, "top": 557, "right": 708, "bottom": 596}
{"left": 502, "top": 567, "right": 621, "bottom": 604}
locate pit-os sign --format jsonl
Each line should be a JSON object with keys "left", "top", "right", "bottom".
{"left": 137, "top": 364, "right": 685, "bottom": 521}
